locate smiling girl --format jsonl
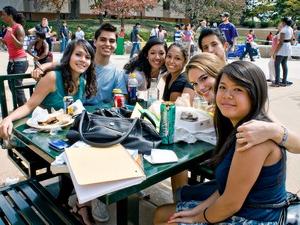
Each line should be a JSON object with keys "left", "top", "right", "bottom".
{"left": 124, "top": 37, "right": 167, "bottom": 91}
{"left": 154, "top": 61, "right": 287, "bottom": 225}
{"left": 187, "top": 53, "right": 225, "bottom": 104}
{"left": 0, "top": 39, "right": 97, "bottom": 139}
{"left": 163, "top": 43, "right": 194, "bottom": 102}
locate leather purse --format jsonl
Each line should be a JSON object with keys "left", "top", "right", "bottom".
{"left": 66, "top": 110, "right": 161, "bottom": 150}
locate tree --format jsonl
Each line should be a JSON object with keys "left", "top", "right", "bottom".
{"left": 70, "top": 0, "right": 80, "bottom": 19}
{"left": 34, "top": 0, "right": 67, "bottom": 18}
{"left": 283, "top": 0, "right": 300, "bottom": 22}
{"left": 89, "top": 0, "right": 158, "bottom": 26}
{"left": 168, "top": 0, "right": 245, "bottom": 27}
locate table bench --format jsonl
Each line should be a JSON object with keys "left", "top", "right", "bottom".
{"left": 0, "top": 179, "right": 81, "bottom": 225}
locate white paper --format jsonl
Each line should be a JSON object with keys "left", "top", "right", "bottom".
{"left": 144, "top": 149, "right": 178, "bottom": 164}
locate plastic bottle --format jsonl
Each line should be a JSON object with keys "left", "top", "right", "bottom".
{"left": 128, "top": 73, "right": 138, "bottom": 105}
{"left": 193, "top": 95, "right": 208, "bottom": 111}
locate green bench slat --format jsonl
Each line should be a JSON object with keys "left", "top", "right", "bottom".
{"left": 19, "top": 181, "right": 80, "bottom": 225}
{"left": 7, "top": 189, "right": 45, "bottom": 224}
{"left": 0, "top": 194, "right": 26, "bottom": 225}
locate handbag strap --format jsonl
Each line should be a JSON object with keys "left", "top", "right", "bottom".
{"left": 78, "top": 110, "right": 139, "bottom": 147}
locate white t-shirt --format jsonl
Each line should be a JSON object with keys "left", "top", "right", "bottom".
{"left": 75, "top": 30, "right": 85, "bottom": 40}
{"left": 277, "top": 25, "right": 293, "bottom": 56}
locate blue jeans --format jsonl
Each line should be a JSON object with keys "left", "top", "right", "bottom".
{"left": 7, "top": 60, "right": 29, "bottom": 107}
{"left": 130, "top": 42, "right": 141, "bottom": 58}
{"left": 274, "top": 55, "right": 288, "bottom": 84}
{"left": 240, "top": 43, "right": 254, "bottom": 61}
{"left": 60, "top": 37, "right": 69, "bottom": 52}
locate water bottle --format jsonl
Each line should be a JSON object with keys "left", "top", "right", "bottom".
{"left": 128, "top": 73, "right": 138, "bottom": 105}
{"left": 193, "top": 95, "right": 208, "bottom": 111}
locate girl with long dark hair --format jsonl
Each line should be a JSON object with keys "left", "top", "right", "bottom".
{"left": 0, "top": 39, "right": 97, "bottom": 139}
{"left": 1, "top": 6, "right": 28, "bottom": 106}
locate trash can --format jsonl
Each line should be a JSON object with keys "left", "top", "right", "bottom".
{"left": 115, "top": 37, "right": 125, "bottom": 55}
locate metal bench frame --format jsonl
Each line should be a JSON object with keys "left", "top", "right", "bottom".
{"left": 0, "top": 73, "right": 52, "bottom": 180}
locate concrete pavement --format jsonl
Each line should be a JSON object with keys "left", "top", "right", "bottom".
{"left": 0, "top": 51, "right": 299, "bottom": 224}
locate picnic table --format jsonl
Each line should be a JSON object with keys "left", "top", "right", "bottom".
{"left": 12, "top": 110, "right": 214, "bottom": 224}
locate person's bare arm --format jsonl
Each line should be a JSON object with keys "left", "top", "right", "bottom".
{"left": 0, "top": 72, "right": 56, "bottom": 139}
{"left": 37, "top": 41, "right": 49, "bottom": 60}
{"left": 170, "top": 141, "right": 275, "bottom": 224}
{"left": 273, "top": 32, "right": 285, "bottom": 56}
{"left": 31, "top": 61, "right": 59, "bottom": 81}
{"left": 237, "top": 120, "right": 300, "bottom": 153}
{"left": 26, "top": 40, "right": 37, "bottom": 59}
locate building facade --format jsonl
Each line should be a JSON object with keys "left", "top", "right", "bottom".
{"left": 0, "top": 0, "right": 186, "bottom": 22}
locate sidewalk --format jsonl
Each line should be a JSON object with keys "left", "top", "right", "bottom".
{"left": 0, "top": 51, "right": 300, "bottom": 224}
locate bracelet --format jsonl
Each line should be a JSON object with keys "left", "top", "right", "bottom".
{"left": 279, "top": 125, "right": 288, "bottom": 147}
{"left": 203, "top": 207, "right": 212, "bottom": 224}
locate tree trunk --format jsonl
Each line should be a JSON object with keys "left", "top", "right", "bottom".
{"left": 70, "top": 0, "right": 80, "bottom": 19}
{"left": 98, "top": 13, "right": 104, "bottom": 25}
{"left": 120, "top": 17, "right": 124, "bottom": 27}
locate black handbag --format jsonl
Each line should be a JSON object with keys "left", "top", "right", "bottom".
{"left": 66, "top": 110, "right": 161, "bottom": 150}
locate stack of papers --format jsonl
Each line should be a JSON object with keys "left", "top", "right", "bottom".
{"left": 64, "top": 144, "right": 146, "bottom": 204}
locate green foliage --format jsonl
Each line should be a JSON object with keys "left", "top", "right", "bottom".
{"left": 242, "top": 20, "right": 256, "bottom": 28}
{"left": 260, "top": 21, "right": 269, "bottom": 28}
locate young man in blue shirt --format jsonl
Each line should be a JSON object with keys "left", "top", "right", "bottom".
{"left": 32, "top": 23, "right": 127, "bottom": 105}
{"left": 218, "top": 12, "right": 238, "bottom": 57}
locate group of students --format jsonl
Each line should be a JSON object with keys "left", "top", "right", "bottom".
{"left": 1, "top": 5, "right": 300, "bottom": 224}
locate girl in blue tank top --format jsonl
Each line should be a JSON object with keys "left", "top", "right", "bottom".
{"left": 0, "top": 39, "right": 97, "bottom": 139}
{"left": 154, "top": 61, "right": 287, "bottom": 225}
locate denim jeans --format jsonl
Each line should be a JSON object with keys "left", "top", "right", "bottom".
{"left": 176, "top": 201, "right": 278, "bottom": 225}
{"left": 7, "top": 60, "right": 29, "bottom": 107}
{"left": 274, "top": 55, "right": 288, "bottom": 84}
{"left": 130, "top": 42, "right": 141, "bottom": 58}
{"left": 240, "top": 43, "right": 254, "bottom": 61}
{"left": 60, "top": 37, "right": 69, "bottom": 52}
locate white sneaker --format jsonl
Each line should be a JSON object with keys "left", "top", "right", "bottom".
{"left": 91, "top": 199, "right": 110, "bottom": 222}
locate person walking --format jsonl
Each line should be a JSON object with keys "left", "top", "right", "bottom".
{"left": 174, "top": 24, "right": 183, "bottom": 43}
{"left": 59, "top": 20, "right": 69, "bottom": 52}
{"left": 218, "top": 12, "right": 238, "bottom": 57}
{"left": 239, "top": 29, "right": 255, "bottom": 61}
{"left": 130, "top": 23, "right": 143, "bottom": 58}
{"left": 272, "top": 17, "right": 294, "bottom": 87}
{"left": 0, "top": 6, "right": 28, "bottom": 107}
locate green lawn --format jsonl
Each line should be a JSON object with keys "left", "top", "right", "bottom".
{"left": 24, "top": 18, "right": 178, "bottom": 42}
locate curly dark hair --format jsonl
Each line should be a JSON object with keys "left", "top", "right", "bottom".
{"left": 58, "top": 39, "right": 97, "bottom": 98}
{"left": 124, "top": 37, "right": 167, "bottom": 89}
{"left": 3, "top": 6, "right": 24, "bottom": 25}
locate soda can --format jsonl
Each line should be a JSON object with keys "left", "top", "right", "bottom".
{"left": 113, "top": 89, "right": 125, "bottom": 108}
{"left": 159, "top": 102, "right": 176, "bottom": 144}
{"left": 63, "top": 96, "right": 74, "bottom": 114}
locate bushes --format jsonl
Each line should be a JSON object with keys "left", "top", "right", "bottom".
{"left": 242, "top": 20, "right": 256, "bottom": 28}
{"left": 260, "top": 21, "right": 269, "bottom": 28}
